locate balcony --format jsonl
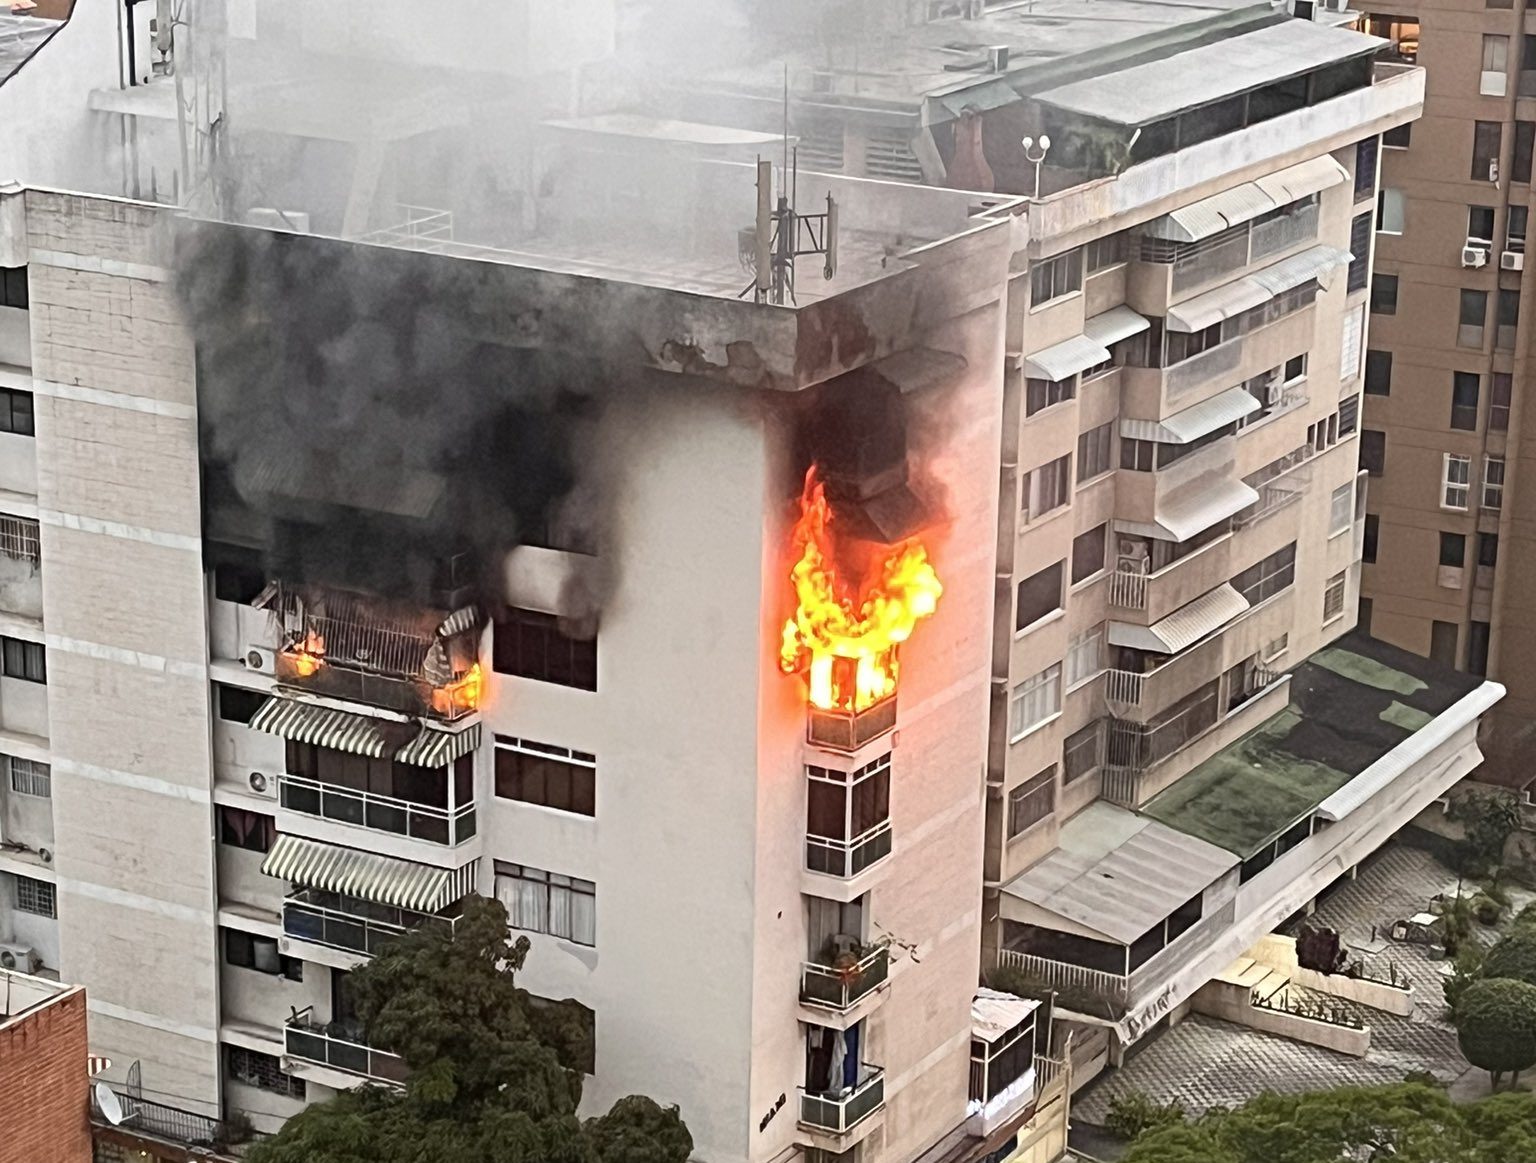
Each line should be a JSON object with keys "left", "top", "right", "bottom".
{"left": 282, "top": 889, "right": 461, "bottom": 958}
{"left": 806, "top": 821, "right": 892, "bottom": 879}
{"left": 90, "top": 1087, "right": 247, "bottom": 1159}
{"left": 800, "top": 1065, "right": 885, "bottom": 1135}
{"left": 800, "top": 946, "right": 891, "bottom": 1014}
{"left": 808, "top": 696, "right": 897, "bottom": 752}
{"left": 285, "top": 1013, "right": 407, "bottom": 1085}
{"left": 1108, "top": 534, "right": 1232, "bottom": 623}
{"left": 278, "top": 773, "right": 477, "bottom": 847}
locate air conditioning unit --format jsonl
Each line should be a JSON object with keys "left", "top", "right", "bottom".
{"left": 0, "top": 943, "right": 42, "bottom": 974}
{"left": 245, "top": 647, "right": 277, "bottom": 675}
{"left": 1489, "top": 160, "right": 1501, "bottom": 184}
{"left": 1503, "top": 250, "right": 1525, "bottom": 271}
{"left": 1462, "top": 246, "right": 1489, "bottom": 268}
{"left": 247, "top": 771, "right": 275, "bottom": 799}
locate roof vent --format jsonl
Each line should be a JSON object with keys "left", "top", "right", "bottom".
{"left": 988, "top": 45, "right": 1010, "bottom": 71}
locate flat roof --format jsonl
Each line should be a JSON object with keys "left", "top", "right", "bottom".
{"left": 1142, "top": 632, "right": 1482, "bottom": 857}
{"left": 2, "top": 967, "right": 73, "bottom": 1027}
{"left": 1035, "top": 19, "right": 1386, "bottom": 126}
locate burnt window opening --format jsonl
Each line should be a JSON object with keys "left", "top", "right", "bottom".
{"left": 209, "top": 541, "right": 269, "bottom": 605}
{"left": 493, "top": 607, "right": 597, "bottom": 691}
{"left": 217, "top": 683, "right": 266, "bottom": 724}
{"left": 218, "top": 806, "right": 275, "bottom": 853}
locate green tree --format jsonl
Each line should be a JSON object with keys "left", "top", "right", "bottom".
{"left": 1448, "top": 789, "right": 1522, "bottom": 880}
{"left": 248, "top": 898, "right": 691, "bottom": 1163}
{"left": 1480, "top": 931, "right": 1536, "bottom": 987}
{"left": 1456, "top": 977, "right": 1536, "bottom": 1088}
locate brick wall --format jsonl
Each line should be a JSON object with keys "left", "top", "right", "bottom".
{"left": 0, "top": 986, "right": 92, "bottom": 1163}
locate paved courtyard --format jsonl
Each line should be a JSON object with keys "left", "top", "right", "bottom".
{"left": 1074, "top": 842, "right": 1507, "bottom": 1125}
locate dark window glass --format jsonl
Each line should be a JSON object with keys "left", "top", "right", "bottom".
{"left": 1430, "top": 620, "right": 1459, "bottom": 666}
{"left": 1383, "top": 123, "right": 1411, "bottom": 149}
{"left": 1025, "top": 376, "right": 1076, "bottom": 416}
{"left": 1015, "top": 562, "right": 1063, "bottom": 631}
{"left": 1452, "top": 372, "right": 1480, "bottom": 430}
{"left": 1468, "top": 621, "right": 1491, "bottom": 677}
{"left": 223, "top": 927, "right": 302, "bottom": 980}
{"left": 1473, "top": 121, "right": 1503, "bottom": 181}
{"left": 226, "top": 1045, "right": 306, "bottom": 1099}
{"left": 1364, "top": 350, "right": 1392, "bottom": 395}
{"left": 492, "top": 608, "right": 597, "bottom": 691}
{"left": 1498, "top": 289, "right": 1521, "bottom": 350}
{"left": 1359, "top": 597, "right": 1373, "bottom": 635}
{"left": 1371, "top": 274, "right": 1398, "bottom": 315}
{"left": 1348, "top": 212, "right": 1373, "bottom": 291}
{"left": 218, "top": 807, "right": 275, "bottom": 853}
{"left": 1491, "top": 373, "right": 1512, "bottom": 431}
{"left": 210, "top": 543, "right": 267, "bottom": 604}
{"left": 1479, "top": 532, "right": 1500, "bottom": 568}
{"left": 1071, "top": 525, "right": 1106, "bottom": 585}
{"left": 1361, "top": 429, "right": 1387, "bottom": 476}
{"left": 1469, "top": 206, "right": 1497, "bottom": 242}
{"left": 1, "top": 637, "right": 44, "bottom": 683}
{"left": 1354, "top": 139, "right": 1378, "bottom": 200}
{"left": 1461, "top": 289, "right": 1488, "bottom": 326}
{"left": 493, "top": 738, "right": 596, "bottom": 817}
{"left": 1440, "top": 532, "right": 1466, "bottom": 568}
{"left": 217, "top": 683, "right": 265, "bottom": 724}
{"left": 1363, "top": 514, "right": 1379, "bottom": 564}
{"left": 0, "top": 388, "right": 34, "bottom": 437}
{"left": 1516, "top": 122, "right": 1536, "bottom": 184}
{"left": 0, "top": 267, "right": 26, "bottom": 311}
{"left": 1029, "top": 250, "right": 1082, "bottom": 305}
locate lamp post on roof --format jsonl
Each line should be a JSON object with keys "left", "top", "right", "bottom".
{"left": 1021, "top": 135, "right": 1051, "bottom": 202}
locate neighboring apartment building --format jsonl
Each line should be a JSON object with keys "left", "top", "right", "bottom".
{"left": 0, "top": 967, "right": 91, "bottom": 1163}
{"left": 0, "top": 3, "right": 1506, "bottom": 1163}
{"left": 1345, "top": 0, "right": 1536, "bottom": 790}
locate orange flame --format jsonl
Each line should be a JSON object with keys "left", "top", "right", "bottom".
{"left": 779, "top": 467, "right": 942, "bottom": 711}
{"left": 290, "top": 630, "right": 325, "bottom": 677}
{"left": 433, "top": 662, "right": 484, "bottom": 715}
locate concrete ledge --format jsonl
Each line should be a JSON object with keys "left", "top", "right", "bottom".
{"left": 1193, "top": 979, "right": 1371, "bottom": 1057}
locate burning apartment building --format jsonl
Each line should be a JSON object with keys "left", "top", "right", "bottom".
{"left": 0, "top": 1, "right": 1505, "bottom": 1162}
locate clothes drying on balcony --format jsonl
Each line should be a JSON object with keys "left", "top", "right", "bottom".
{"left": 1140, "top": 156, "right": 1347, "bottom": 243}
{"left": 262, "top": 834, "right": 477, "bottom": 913}
{"left": 1108, "top": 582, "right": 1249, "bottom": 655}
{"left": 1120, "top": 386, "right": 1260, "bottom": 445}
{"left": 999, "top": 801, "right": 1237, "bottom": 943}
{"left": 1165, "top": 244, "right": 1352, "bottom": 332}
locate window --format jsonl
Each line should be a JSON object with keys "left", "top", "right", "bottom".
{"left": 1348, "top": 211, "right": 1373, "bottom": 292}
{"left": 1063, "top": 720, "right": 1104, "bottom": 783}
{"left": 0, "top": 515, "right": 38, "bottom": 564}
{"left": 5, "top": 756, "right": 48, "bottom": 798}
{"left": 494, "top": 737, "right": 596, "bottom": 817}
{"left": 1363, "top": 514, "right": 1380, "bottom": 564}
{"left": 1452, "top": 372, "right": 1480, "bottom": 430}
{"left": 1030, "top": 249, "right": 1082, "bottom": 306}
{"left": 1009, "top": 664, "right": 1062, "bottom": 741}
{"left": 13, "top": 874, "right": 53, "bottom": 917}
{"left": 1023, "top": 454, "right": 1071, "bottom": 520}
{"left": 1430, "top": 620, "right": 1459, "bottom": 666}
{"left": 1015, "top": 562, "right": 1063, "bottom": 631}
{"left": 1371, "top": 274, "right": 1398, "bottom": 315}
{"left": 1077, "top": 423, "right": 1113, "bottom": 482}
{"left": 1231, "top": 543, "right": 1297, "bottom": 606}
{"left": 1469, "top": 621, "right": 1491, "bottom": 677}
{"left": 1376, "top": 189, "right": 1405, "bottom": 234}
{"left": 1482, "top": 35, "right": 1510, "bottom": 91}
{"left": 492, "top": 608, "right": 596, "bottom": 691}
{"left": 1284, "top": 354, "right": 1307, "bottom": 383}
{"left": 1361, "top": 429, "right": 1387, "bottom": 476}
{"left": 1323, "top": 571, "right": 1347, "bottom": 622}
{"left": 495, "top": 862, "right": 596, "bottom": 946}
{"left": 1484, "top": 455, "right": 1506, "bottom": 510}
{"left": 1383, "top": 123, "right": 1411, "bottom": 149}
{"left": 1474, "top": 120, "right": 1503, "bottom": 181}
{"left": 1262, "top": 635, "right": 1289, "bottom": 664}
{"left": 1026, "top": 376, "right": 1075, "bottom": 416}
{"left": 226, "top": 1046, "right": 306, "bottom": 1099}
{"left": 1359, "top": 596, "right": 1373, "bottom": 635}
{"left": 1491, "top": 373, "right": 1512, "bottom": 431}
{"left": 806, "top": 753, "right": 891, "bottom": 869}
{"left": 1, "top": 637, "right": 44, "bottom": 683}
{"left": 1479, "top": 532, "right": 1500, "bottom": 568}
{"left": 1309, "top": 412, "right": 1340, "bottom": 453}
{"left": 1440, "top": 532, "right": 1466, "bottom": 568}
{"left": 0, "top": 267, "right": 25, "bottom": 311}
{"left": 1498, "top": 289, "right": 1521, "bottom": 350}
{"left": 1469, "top": 206, "right": 1496, "bottom": 245}
{"left": 1459, "top": 289, "right": 1488, "bottom": 348}
{"left": 1085, "top": 232, "right": 1127, "bottom": 272}
{"left": 216, "top": 683, "right": 265, "bottom": 724}
{"left": 1338, "top": 395, "right": 1359, "bottom": 437}
{"left": 1364, "top": 350, "right": 1392, "bottom": 396}
{"left": 0, "top": 388, "right": 34, "bottom": 437}
{"left": 218, "top": 807, "right": 275, "bottom": 853}
{"left": 1443, "top": 454, "right": 1472, "bottom": 510}
{"left": 1065, "top": 625, "right": 1103, "bottom": 688}
{"left": 223, "top": 928, "right": 302, "bottom": 980}
{"left": 1354, "top": 138, "right": 1378, "bottom": 200}
{"left": 1330, "top": 482, "right": 1354, "bottom": 535}
{"left": 1509, "top": 206, "right": 1528, "bottom": 252}
{"left": 1007, "top": 767, "right": 1056, "bottom": 837}
{"left": 1071, "top": 525, "right": 1105, "bottom": 585}
{"left": 1518, "top": 121, "right": 1536, "bottom": 184}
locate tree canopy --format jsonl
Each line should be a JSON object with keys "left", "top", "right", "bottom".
{"left": 247, "top": 897, "right": 691, "bottom": 1163}
{"left": 1456, "top": 977, "right": 1536, "bottom": 1087}
{"left": 1121, "top": 1083, "right": 1536, "bottom": 1163}
{"left": 1479, "top": 931, "right": 1536, "bottom": 987}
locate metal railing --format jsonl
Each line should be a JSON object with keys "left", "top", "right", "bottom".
{"left": 1099, "top": 765, "right": 1142, "bottom": 808}
{"left": 800, "top": 947, "right": 890, "bottom": 1012}
{"left": 807, "top": 697, "right": 898, "bottom": 752}
{"left": 90, "top": 1087, "right": 240, "bottom": 1153}
{"left": 806, "top": 820, "right": 893, "bottom": 879}
{"left": 1109, "top": 570, "right": 1148, "bottom": 611}
{"left": 282, "top": 891, "right": 459, "bottom": 958}
{"left": 1250, "top": 201, "right": 1320, "bottom": 262}
{"left": 994, "top": 949, "right": 1130, "bottom": 1012}
{"left": 1104, "top": 670, "right": 1145, "bottom": 707}
{"left": 354, "top": 204, "right": 456, "bottom": 251}
{"left": 278, "top": 773, "right": 476, "bottom": 846}
{"left": 1166, "top": 339, "right": 1243, "bottom": 402}
{"left": 799, "top": 1065, "right": 885, "bottom": 1134}
{"left": 0, "top": 514, "right": 40, "bottom": 564}
{"left": 285, "top": 1015, "right": 407, "bottom": 1084}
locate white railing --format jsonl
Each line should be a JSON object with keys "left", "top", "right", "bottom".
{"left": 355, "top": 204, "right": 455, "bottom": 252}
{"left": 994, "top": 949, "right": 1130, "bottom": 1011}
{"left": 806, "top": 819, "right": 893, "bottom": 879}
{"left": 1109, "top": 570, "right": 1148, "bottom": 610}
{"left": 1104, "top": 670, "right": 1145, "bottom": 707}
{"left": 800, "top": 947, "right": 891, "bottom": 1012}
{"left": 0, "top": 515, "right": 39, "bottom": 564}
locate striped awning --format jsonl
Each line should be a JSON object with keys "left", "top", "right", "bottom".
{"left": 249, "top": 698, "right": 389, "bottom": 759}
{"left": 437, "top": 606, "right": 482, "bottom": 638}
{"left": 396, "top": 724, "right": 482, "bottom": 769}
{"left": 261, "top": 834, "right": 477, "bottom": 912}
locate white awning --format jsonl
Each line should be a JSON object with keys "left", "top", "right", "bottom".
{"left": 1119, "top": 387, "right": 1260, "bottom": 444}
{"left": 1022, "top": 334, "right": 1111, "bottom": 381}
{"left": 1108, "top": 583, "right": 1250, "bottom": 654}
{"left": 261, "top": 834, "right": 477, "bottom": 913}
{"left": 1115, "top": 477, "right": 1260, "bottom": 542}
{"left": 1166, "top": 279, "right": 1272, "bottom": 332}
{"left": 1000, "top": 802, "right": 1238, "bottom": 944}
{"left": 972, "top": 988, "right": 1040, "bottom": 1043}
{"left": 395, "top": 724, "right": 482, "bottom": 769}
{"left": 1083, "top": 305, "right": 1151, "bottom": 347}
{"left": 1142, "top": 157, "right": 1347, "bottom": 243}
{"left": 1248, "top": 243, "right": 1352, "bottom": 295}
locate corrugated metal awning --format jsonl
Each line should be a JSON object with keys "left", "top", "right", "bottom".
{"left": 1248, "top": 243, "right": 1352, "bottom": 295}
{"left": 934, "top": 78, "right": 1019, "bottom": 119}
{"left": 1166, "top": 278, "right": 1272, "bottom": 332}
{"left": 972, "top": 988, "right": 1040, "bottom": 1042}
{"left": 261, "top": 834, "right": 477, "bottom": 912}
{"left": 249, "top": 698, "right": 390, "bottom": 759}
{"left": 1115, "top": 477, "right": 1260, "bottom": 542}
{"left": 1000, "top": 801, "right": 1238, "bottom": 943}
{"left": 1083, "top": 305, "right": 1151, "bottom": 347}
{"left": 1252, "top": 156, "right": 1349, "bottom": 205}
{"left": 437, "top": 606, "right": 482, "bottom": 638}
{"left": 1141, "top": 157, "right": 1348, "bottom": 243}
{"left": 1119, "top": 386, "right": 1260, "bottom": 444}
{"left": 396, "top": 724, "right": 482, "bottom": 769}
{"left": 1109, "top": 583, "right": 1250, "bottom": 654}
{"left": 1023, "top": 334, "right": 1111, "bottom": 381}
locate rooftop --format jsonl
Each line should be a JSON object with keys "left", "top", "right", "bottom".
{"left": 1, "top": 966, "right": 73, "bottom": 1028}
{"left": 1142, "top": 632, "right": 1483, "bottom": 858}
{"left": 0, "top": 12, "right": 58, "bottom": 86}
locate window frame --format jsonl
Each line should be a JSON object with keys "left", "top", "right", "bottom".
{"left": 1029, "top": 249, "right": 1084, "bottom": 307}
{"left": 493, "top": 736, "right": 597, "bottom": 817}
{"left": 1064, "top": 624, "right": 1104, "bottom": 689}
{"left": 1023, "top": 454, "right": 1072, "bottom": 522}
{"left": 1323, "top": 571, "right": 1347, "bottom": 623}
{"left": 1329, "top": 482, "right": 1354, "bottom": 536}
{"left": 492, "top": 607, "right": 597, "bottom": 691}
{"left": 1009, "top": 664, "right": 1062, "bottom": 742}
{"left": 1071, "top": 525, "right": 1106, "bottom": 586}
{"left": 1370, "top": 274, "right": 1398, "bottom": 315}
{"left": 5, "top": 755, "right": 49, "bottom": 798}
{"left": 12, "top": 874, "right": 53, "bottom": 918}
{"left": 1015, "top": 561, "right": 1064, "bottom": 633}
{"left": 1483, "top": 455, "right": 1506, "bottom": 511}
{"left": 494, "top": 861, "right": 597, "bottom": 947}
{"left": 1451, "top": 371, "right": 1480, "bottom": 431}
{"left": 1076, "top": 422, "right": 1114, "bottom": 484}
{"left": 1442, "top": 453, "right": 1473, "bottom": 511}
{"left": 1006, "top": 766, "right": 1056, "bottom": 838}
{"left": 1, "top": 637, "right": 45, "bottom": 684}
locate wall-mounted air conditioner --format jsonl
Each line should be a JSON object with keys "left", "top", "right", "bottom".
{"left": 1503, "top": 250, "right": 1525, "bottom": 271}
{"left": 1489, "top": 161, "right": 1501, "bottom": 184}
{"left": 247, "top": 771, "right": 275, "bottom": 799}
{"left": 244, "top": 647, "right": 277, "bottom": 675}
{"left": 1462, "top": 245, "right": 1490, "bottom": 268}
{"left": 0, "top": 943, "right": 42, "bottom": 974}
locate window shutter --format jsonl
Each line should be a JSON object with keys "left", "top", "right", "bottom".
{"left": 1340, "top": 303, "right": 1364, "bottom": 381}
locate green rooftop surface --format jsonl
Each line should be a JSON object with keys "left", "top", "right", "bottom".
{"left": 1141, "top": 631, "right": 1480, "bottom": 857}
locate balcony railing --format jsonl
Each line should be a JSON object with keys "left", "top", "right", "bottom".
{"left": 282, "top": 890, "right": 459, "bottom": 958}
{"left": 994, "top": 950, "right": 1130, "bottom": 1015}
{"left": 1105, "top": 669, "right": 1146, "bottom": 708}
{"left": 285, "top": 1015, "right": 407, "bottom": 1085}
{"left": 1109, "top": 570, "right": 1148, "bottom": 611}
{"left": 90, "top": 1087, "right": 246, "bottom": 1155}
{"left": 800, "top": 947, "right": 890, "bottom": 1012}
{"left": 806, "top": 821, "right": 893, "bottom": 879}
{"left": 808, "top": 697, "right": 898, "bottom": 752}
{"left": 800, "top": 1065, "right": 885, "bottom": 1135}
{"left": 278, "top": 773, "right": 476, "bottom": 846}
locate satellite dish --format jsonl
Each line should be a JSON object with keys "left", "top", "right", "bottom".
{"left": 94, "top": 1083, "right": 126, "bottom": 1126}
